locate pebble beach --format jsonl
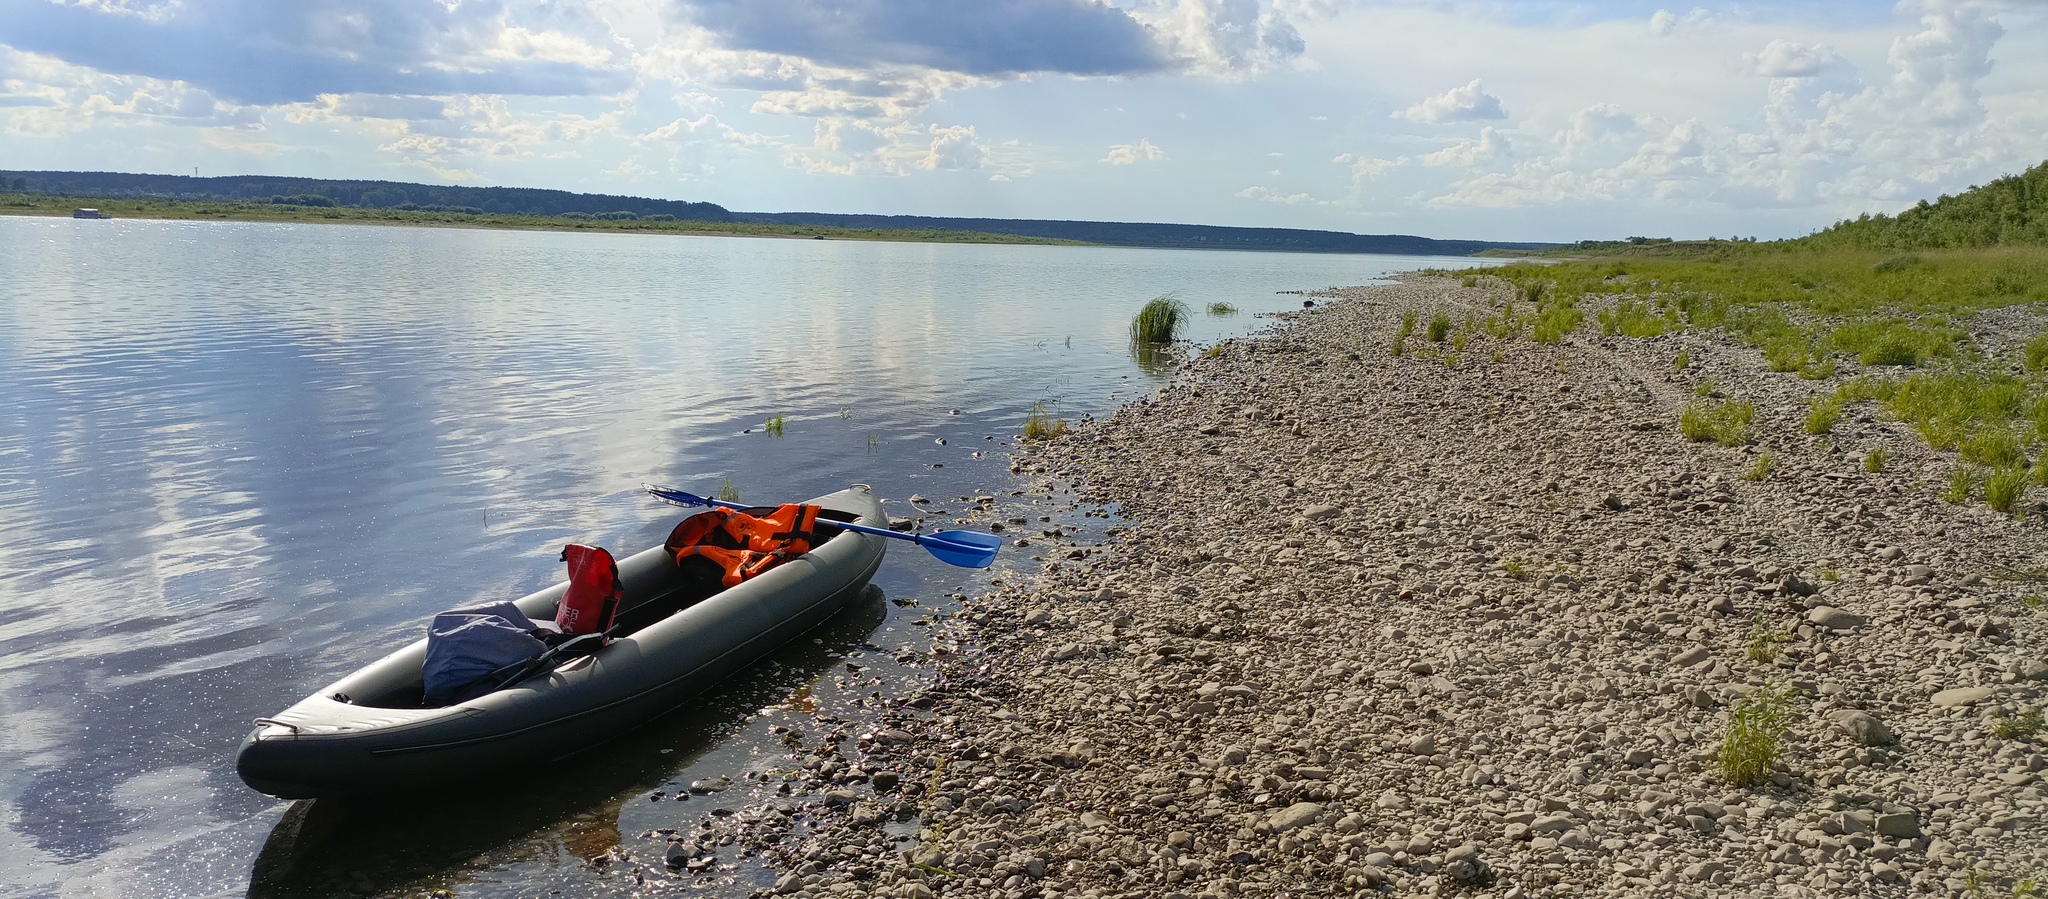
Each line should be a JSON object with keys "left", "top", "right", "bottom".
{"left": 695, "top": 276, "right": 2048, "bottom": 898}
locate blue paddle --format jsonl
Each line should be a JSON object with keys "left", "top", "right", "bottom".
{"left": 645, "top": 485, "right": 1003, "bottom": 569}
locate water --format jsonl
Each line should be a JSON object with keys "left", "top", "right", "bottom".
{"left": 0, "top": 215, "right": 1490, "bottom": 897}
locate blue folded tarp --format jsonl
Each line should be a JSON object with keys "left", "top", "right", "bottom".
{"left": 422, "top": 601, "right": 547, "bottom": 705}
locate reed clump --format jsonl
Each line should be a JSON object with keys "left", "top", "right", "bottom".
{"left": 1131, "top": 295, "right": 1190, "bottom": 344}
{"left": 1022, "top": 402, "right": 1069, "bottom": 441}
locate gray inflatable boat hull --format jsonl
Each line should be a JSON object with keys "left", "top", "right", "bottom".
{"left": 237, "top": 486, "right": 887, "bottom": 799}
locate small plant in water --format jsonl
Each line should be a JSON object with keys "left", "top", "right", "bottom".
{"left": 1745, "top": 614, "right": 1786, "bottom": 663}
{"left": 866, "top": 433, "right": 881, "bottom": 454}
{"left": 1718, "top": 683, "right": 1793, "bottom": 786}
{"left": 716, "top": 479, "right": 741, "bottom": 502}
{"left": 763, "top": 415, "right": 786, "bottom": 438}
{"left": 1206, "top": 301, "right": 1238, "bottom": 316}
{"left": 1744, "top": 453, "right": 1773, "bottom": 482}
{"left": 1022, "top": 402, "right": 1069, "bottom": 440}
{"left": 1993, "top": 709, "right": 2045, "bottom": 740}
{"left": 1865, "top": 445, "right": 1889, "bottom": 472}
{"left": 1131, "top": 295, "right": 1190, "bottom": 343}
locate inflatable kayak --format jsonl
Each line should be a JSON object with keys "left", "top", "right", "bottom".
{"left": 237, "top": 485, "right": 888, "bottom": 799}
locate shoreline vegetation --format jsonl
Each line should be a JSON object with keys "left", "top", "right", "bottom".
{"left": 0, "top": 192, "right": 1091, "bottom": 247}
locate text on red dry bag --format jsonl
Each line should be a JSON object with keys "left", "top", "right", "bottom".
{"left": 555, "top": 544, "right": 621, "bottom": 636}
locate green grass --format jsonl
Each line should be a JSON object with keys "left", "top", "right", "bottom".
{"left": 1206, "top": 302, "right": 1238, "bottom": 316}
{"left": 1673, "top": 350, "right": 1690, "bottom": 372}
{"left": 1596, "top": 298, "right": 1675, "bottom": 337}
{"left": 2026, "top": 331, "right": 2048, "bottom": 373}
{"left": 1987, "top": 466, "right": 2031, "bottom": 514}
{"left": 1947, "top": 465, "right": 1982, "bottom": 504}
{"left": 716, "top": 479, "right": 741, "bottom": 502}
{"left": 1681, "top": 398, "right": 1756, "bottom": 447}
{"left": 1131, "top": 295, "right": 1190, "bottom": 344}
{"left": 1805, "top": 396, "right": 1843, "bottom": 434}
{"left": 1992, "top": 709, "right": 2044, "bottom": 740}
{"left": 1718, "top": 684, "right": 1793, "bottom": 786}
{"left": 1427, "top": 314, "right": 1453, "bottom": 343}
{"left": 1743, "top": 454, "right": 1774, "bottom": 481}
{"left": 1531, "top": 299, "right": 1584, "bottom": 344}
{"left": 762, "top": 415, "right": 785, "bottom": 438}
{"left": 1745, "top": 615, "right": 1786, "bottom": 664}
{"left": 1866, "top": 445, "right": 1890, "bottom": 472}
{"left": 1022, "top": 402, "right": 1069, "bottom": 440}
{"left": 1201, "top": 342, "right": 1227, "bottom": 359}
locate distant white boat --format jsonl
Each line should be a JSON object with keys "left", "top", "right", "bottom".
{"left": 72, "top": 208, "right": 105, "bottom": 219}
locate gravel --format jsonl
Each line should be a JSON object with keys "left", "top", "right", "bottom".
{"left": 691, "top": 276, "right": 2048, "bottom": 898}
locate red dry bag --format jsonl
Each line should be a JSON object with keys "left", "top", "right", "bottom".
{"left": 555, "top": 544, "right": 622, "bottom": 637}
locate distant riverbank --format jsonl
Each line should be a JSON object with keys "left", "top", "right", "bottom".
{"left": 0, "top": 193, "right": 1088, "bottom": 247}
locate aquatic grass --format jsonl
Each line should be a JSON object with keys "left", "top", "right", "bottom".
{"left": 716, "top": 479, "right": 741, "bottom": 502}
{"left": 1718, "top": 683, "right": 1793, "bottom": 787}
{"left": 763, "top": 415, "right": 786, "bottom": 438}
{"left": 1206, "top": 302, "right": 1238, "bottom": 316}
{"left": 1130, "top": 295, "right": 1190, "bottom": 344}
{"left": 1022, "top": 402, "right": 1069, "bottom": 441}
{"left": 1987, "top": 466, "right": 2031, "bottom": 514}
{"left": 1680, "top": 398, "right": 1755, "bottom": 447}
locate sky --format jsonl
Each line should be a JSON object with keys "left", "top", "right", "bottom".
{"left": 1, "top": 1, "right": 2044, "bottom": 242}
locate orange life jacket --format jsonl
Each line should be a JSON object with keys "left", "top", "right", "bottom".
{"left": 664, "top": 504, "right": 825, "bottom": 588}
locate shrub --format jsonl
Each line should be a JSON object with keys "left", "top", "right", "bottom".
{"left": 1131, "top": 295, "right": 1189, "bottom": 343}
{"left": 1718, "top": 684, "right": 1793, "bottom": 786}
{"left": 1680, "top": 399, "right": 1755, "bottom": 447}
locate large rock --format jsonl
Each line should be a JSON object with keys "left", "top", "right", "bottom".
{"left": 1876, "top": 812, "right": 1921, "bottom": 839}
{"left": 1829, "top": 710, "right": 1896, "bottom": 746}
{"left": 1932, "top": 686, "right": 1997, "bottom": 708}
{"left": 1266, "top": 802, "right": 1324, "bottom": 833}
{"left": 1806, "top": 606, "right": 1865, "bottom": 630}
{"left": 1670, "top": 645, "right": 1712, "bottom": 667}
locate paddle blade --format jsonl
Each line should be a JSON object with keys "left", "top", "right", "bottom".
{"left": 645, "top": 485, "right": 713, "bottom": 508}
{"left": 913, "top": 530, "right": 1002, "bottom": 569}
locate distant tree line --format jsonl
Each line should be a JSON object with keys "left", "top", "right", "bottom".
{"left": 1805, "top": 159, "right": 2048, "bottom": 250}
{"left": 1, "top": 171, "right": 734, "bottom": 222}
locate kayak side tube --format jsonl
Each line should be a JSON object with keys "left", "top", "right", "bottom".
{"left": 236, "top": 485, "right": 886, "bottom": 799}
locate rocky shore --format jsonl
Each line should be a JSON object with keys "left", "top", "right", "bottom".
{"left": 703, "top": 276, "right": 2048, "bottom": 898}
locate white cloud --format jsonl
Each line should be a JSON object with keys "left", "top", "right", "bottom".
{"left": 1102, "top": 138, "right": 1165, "bottom": 165}
{"left": 918, "top": 124, "right": 986, "bottom": 171}
{"left": 1419, "top": 127, "right": 1510, "bottom": 168}
{"left": 1396, "top": 79, "right": 1506, "bottom": 124}
{"left": 1131, "top": 0, "right": 1307, "bottom": 77}
{"left": 1750, "top": 40, "right": 1844, "bottom": 79}
{"left": 1649, "top": 8, "right": 1713, "bottom": 37}
{"left": 1234, "top": 185, "right": 1316, "bottom": 204}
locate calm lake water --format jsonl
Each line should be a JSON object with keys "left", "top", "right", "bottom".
{"left": 0, "top": 215, "right": 1490, "bottom": 898}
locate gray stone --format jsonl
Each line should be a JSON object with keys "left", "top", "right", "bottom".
{"left": 1079, "top": 811, "right": 1113, "bottom": 828}
{"left": 774, "top": 873, "right": 803, "bottom": 895}
{"left": 1875, "top": 812, "right": 1921, "bottom": 839}
{"left": 1806, "top": 606, "right": 1865, "bottom": 630}
{"left": 2019, "top": 660, "right": 2048, "bottom": 682}
{"left": 1301, "top": 504, "right": 1341, "bottom": 521}
{"left": 1828, "top": 710, "right": 1897, "bottom": 746}
{"left": 1408, "top": 734, "right": 1437, "bottom": 755}
{"left": 1671, "top": 645, "right": 1712, "bottom": 667}
{"left": 1530, "top": 814, "right": 1573, "bottom": 834}
{"left": 1932, "top": 686, "right": 1996, "bottom": 708}
{"left": 1265, "top": 802, "right": 1323, "bottom": 834}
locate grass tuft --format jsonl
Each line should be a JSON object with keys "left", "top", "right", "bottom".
{"left": 1805, "top": 396, "right": 1843, "bottom": 434}
{"left": 1206, "top": 301, "right": 1238, "bottom": 316}
{"left": 1745, "top": 614, "right": 1786, "bottom": 664}
{"left": 1987, "top": 466, "right": 2030, "bottom": 514}
{"left": 716, "top": 479, "right": 741, "bottom": 502}
{"left": 1022, "top": 402, "right": 1069, "bottom": 440}
{"left": 1680, "top": 398, "right": 1756, "bottom": 447}
{"left": 1744, "top": 454, "right": 1774, "bottom": 481}
{"left": 1531, "top": 300, "right": 1584, "bottom": 344}
{"left": 763, "top": 415, "right": 786, "bottom": 438}
{"left": 1865, "top": 445, "right": 1889, "bottom": 472}
{"left": 1130, "top": 295, "right": 1190, "bottom": 343}
{"left": 1718, "top": 683, "right": 1793, "bottom": 786}
{"left": 1427, "top": 313, "right": 1453, "bottom": 343}
{"left": 1946, "top": 465, "right": 1982, "bottom": 504}
{"left": 1673, "top": 350, "right": 1690, "bottom": 372}
{"left": 1993, "top": 709, "right": 2044, "bottom": 740}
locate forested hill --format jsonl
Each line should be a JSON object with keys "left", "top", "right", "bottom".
{"left": 2, "top": 169, "right": 1561, "bottom": 255}
{"left": 731, "top": 211, "right": 1558, "bottom": 255}
{"left": 1804, "top": 159, "right": 2048, "bottom": 251}
{"left": 0, "top": 170, "right": 735, "bottom": 221}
